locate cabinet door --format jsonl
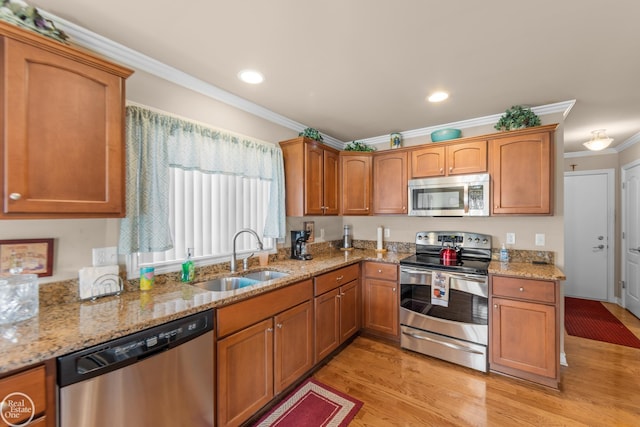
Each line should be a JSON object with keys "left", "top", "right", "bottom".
{"left": 340, "top": 153, "right": 372, "bottom": 215}
{"left": 489, "top": 131, "right": 552, "bottom": 214}
{"left": 446, "top": 141, "right": 487, "bottom": 175}
{"left": 491, "top": 297, "right": 556, "bottom": 379}
{"left": 274, "top": 301, "right": 313, "bottom": 394}
{"left": 373, "top": 151, "right": 408, "bottom": 214}
{"left": 364, "top": 278, "right": 399, "bottom": 338}
{"left": 339, "top": 280, "right": 360, "bottom": 342}
{"left": 217, "top": 318, "right": 274, "bottom": 427}
{"left": 314, "top": 289, "right": 340, "bottom": 362}
{"left": 304, "top": 143, "right": 325, "bottom": 215}
{"left": 323, "top": 149, "right": 340, "bottom": 215}
{"left": 2, "top": 37, "right": 128, "bottom": 217}
{"left": 410, "top": 146, "right": 445, "bottom": 178}
{"left": 0, "top": 366, "right": 47, "bottom": 424}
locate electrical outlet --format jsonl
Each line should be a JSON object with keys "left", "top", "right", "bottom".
{"left": 535, "top": 233, "right": 545, "bottom": 246}
{"left": 319, "top": 228, "right": 325, "bottom": 239}
{"left": 92, "top": 246, "right": 118, "bottom": 266}
{"left": 384, "top": 228, "right": 390, "bottom": 238}
{"left": 506, "top": 233, "right": 516, "bottom": 245}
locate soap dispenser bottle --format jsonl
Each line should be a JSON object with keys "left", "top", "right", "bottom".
{"left": 181, "top": 248, "right": 195, "bottom": 282}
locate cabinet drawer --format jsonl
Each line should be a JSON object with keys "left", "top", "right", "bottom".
{"left": 364, "top": 262, "right": 398, "bottom": 281}
{"left": 314, "top": 264, "right": 360, "bottom": 296}
{"left": 0, "top": 366, "right": 46, "bottom": 423}
{"left": 492, "top": 276, "right": 556, "bottom": 303}
{"left": 217, "top": 279, "right": 312, "bottom": 338}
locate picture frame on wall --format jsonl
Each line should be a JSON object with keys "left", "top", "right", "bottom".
{"left": 303, "top": 221, "right": 315, "bottom": 243}
{"left": 0, "top": 238, "right": 54, "bottom": 277}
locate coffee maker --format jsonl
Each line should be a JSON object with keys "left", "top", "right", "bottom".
{"left": 291, "top": 230, "right": 313, "bottom": 260}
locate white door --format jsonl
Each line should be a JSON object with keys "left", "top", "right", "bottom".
{"left": 564, "top": 170, "right": 614, "bottom": 301}
{"left": 622, "top": 161, "right": 640, "bottom": 318}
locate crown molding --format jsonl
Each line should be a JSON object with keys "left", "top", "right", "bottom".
{"left": 40, "top": 10, "right": 344, "bottom": 149}
{"left": 614, "top": 130, "right": 640, "bottom": 153}
{"left": 358, "top": 100, "right": 576, "bottom": 146}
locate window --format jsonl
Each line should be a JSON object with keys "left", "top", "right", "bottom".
{"left": 120, "top": 104, "right": 285, "bottom": 278}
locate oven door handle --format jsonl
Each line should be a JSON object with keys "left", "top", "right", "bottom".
{"left": 400, "top": 268, "right": 432, "bottom": 276}
{"left": 463, "top": 183, "right": 469, "bottom": 213}
{"left": 402, "top": 331, "right": 484, "bottom": 355}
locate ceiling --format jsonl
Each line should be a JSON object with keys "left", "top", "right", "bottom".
{"left": 30, "top": 0, "right": 640, "bottom": 152}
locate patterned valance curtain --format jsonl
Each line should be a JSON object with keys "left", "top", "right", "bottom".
{"left": 118, "top": 105, "right": 286, "bottom": 254}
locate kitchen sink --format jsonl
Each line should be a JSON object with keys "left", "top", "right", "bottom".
{"left": 192, "top": 270, "right": 289, "bottom": 292}
{"left": 242, "top": 270, "right": 289, "bottom": 281}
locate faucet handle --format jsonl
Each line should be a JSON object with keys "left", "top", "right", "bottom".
{"left": 243, "top": 253, "right": 254, "bottom": 270}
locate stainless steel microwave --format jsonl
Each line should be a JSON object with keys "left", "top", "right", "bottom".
{"left": 408, "top": 173, "right": 490, "bottom": 216}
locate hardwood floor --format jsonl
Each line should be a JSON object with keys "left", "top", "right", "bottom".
{"left": 313, "top": 304, "right": 640, "bottom": 426}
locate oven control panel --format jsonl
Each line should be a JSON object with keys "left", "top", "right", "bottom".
{"left": 414, "top": 231, "right": 492, "bottom": 250}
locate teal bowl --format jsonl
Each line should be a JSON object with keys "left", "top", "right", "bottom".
{"left": 431, "top": 128, "right": 462, "bottom": 142}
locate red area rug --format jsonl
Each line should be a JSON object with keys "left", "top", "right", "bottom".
{"left": 253, "top": 378, "right": 363, "bottom": 427}
{"left": 565, "top": 297, "right": 640, "bottom": 349}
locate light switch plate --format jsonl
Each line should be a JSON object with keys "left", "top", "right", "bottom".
{"left": 535, "top": 234, "right": 545, "bottom": 246}
{"left": 506, "top": 233, "right": 516, "bottom": 245}
{"left": 384, "top": 228, "right": 390, "bottom": 238}
{"left": 92, "top": 246, "right": 118, "bottom": 266}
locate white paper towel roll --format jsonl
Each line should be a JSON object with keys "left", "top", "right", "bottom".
{"left": 377, "top": 226, "right": 383, "bottom": 250}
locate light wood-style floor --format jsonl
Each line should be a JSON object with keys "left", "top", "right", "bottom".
{"left": 313, "top": 303, "right": 640, "bottom": 426}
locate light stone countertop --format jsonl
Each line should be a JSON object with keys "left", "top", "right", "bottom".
{"left": 0, "top": 249, "right": 409, "bottom": 375}
{"left": 1, "top": 250, "right": 565, "bottom": 375}
{"left": 489, "top": 261, "right": 566, "bottom": 281}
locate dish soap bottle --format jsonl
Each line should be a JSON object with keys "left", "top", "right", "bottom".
{"left": 499, "top": 244, "right": 509, "bottom": 262}
{"left": 181, "top": 248, "right": 195, "bottom": 282}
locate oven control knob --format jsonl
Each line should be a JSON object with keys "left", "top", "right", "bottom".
{"left": 475, "top": 238, "right": 480, "bottom": 243}
{"left": 482, "top": 239, "right": 488, "bottom": 244}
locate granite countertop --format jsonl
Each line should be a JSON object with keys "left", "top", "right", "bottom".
{"left": 0, "top": 249, "right": 410, "bottom": 375}
{"left": 488, "top": 261, "right": 566, "bottom": 281}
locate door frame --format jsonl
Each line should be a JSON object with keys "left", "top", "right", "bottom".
{"left": 564, "top": 169, "right": 616, "bottom": 302}
{"left": 621, "top": 159, "right": 640, "bottom": 309}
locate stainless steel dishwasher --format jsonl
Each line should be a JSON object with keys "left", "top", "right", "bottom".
{"left": 57, "top": 310, "right": 214, "bottom": 427}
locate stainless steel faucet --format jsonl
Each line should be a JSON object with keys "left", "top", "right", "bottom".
{"left": 231, "top": 228, "right": 264, "bottom": 272}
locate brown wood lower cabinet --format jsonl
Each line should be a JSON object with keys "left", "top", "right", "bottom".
{"left": 216, "top": 280, "right": 313, "bottom": 427}
{"left": 314, "top": 264, "right": 361, "bottom": 362}
{"left": 362, "top": 262, "right": 399, "bottom": 341}
{"left": 0, "top": 362, "right": 55, "bottom": 427}
{"left": 489, "top": 274, "right": 560, "bottom": 388}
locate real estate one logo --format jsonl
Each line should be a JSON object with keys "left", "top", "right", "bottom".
{"left": 1, "top": 392, "right": 36, "bottom": 426}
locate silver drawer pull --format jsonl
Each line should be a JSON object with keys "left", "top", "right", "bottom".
{"left": 336, "top": 275, "right": 344, "bottom": 281}
{"left": 402, "top": 331, "right": 484, "bottom": 355}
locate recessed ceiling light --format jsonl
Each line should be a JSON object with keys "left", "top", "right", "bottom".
{"left": 428, "top": 91, "right": 449, "bottom": 103}
{"left": 238, "top": 69, "right": 264, "bottom": 84}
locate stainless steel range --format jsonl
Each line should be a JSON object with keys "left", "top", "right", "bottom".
{"left": 399, "top": 231, "right": 492, "bottom": 372}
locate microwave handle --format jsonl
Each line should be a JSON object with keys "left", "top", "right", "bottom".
{"left": 463, "top": 183, "right": 469, "bottom": 214}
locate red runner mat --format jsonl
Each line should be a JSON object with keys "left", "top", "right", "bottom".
{"left": 565, "top": 297, "right": 640, "bottom": 349}
{"left": 253, "top": 378, "right": 363, "bottom": 427}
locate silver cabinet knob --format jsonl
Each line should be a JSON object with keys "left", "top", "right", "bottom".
{"left": 519, "top": 287, "right": 524, "bottom": 292}
{"left": 276, "top": 323, "right": 283, "bottom": 329}
{"left": 9, "top": 193, "right": 21, "bottom": 200}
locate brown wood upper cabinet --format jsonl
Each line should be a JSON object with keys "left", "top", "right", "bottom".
{"left": 0, "top": 21, "right": 132, "bottom": 219}
{"left": 373, "top": 150, "right": 408, "bottom": 214}
{"left": 340, "top": 152, "right": 372, "bottom": 215}
{"left": 280, "top": 137, "right": 340, "bottom": 216}
{"left": 489, "top": 125, "right": 555, "bottom": 215}
{"left": 410, "top": 140, "right": 487, "bottom": 178}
